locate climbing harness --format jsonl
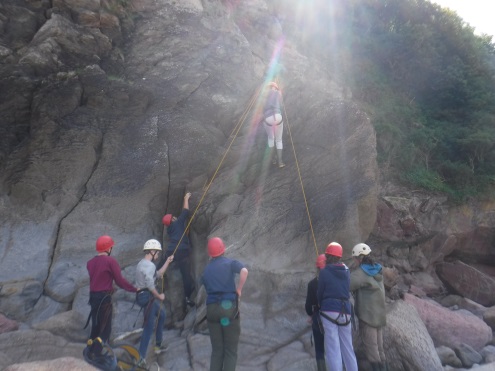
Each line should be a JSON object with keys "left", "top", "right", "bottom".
{"left": 84, "top": 292, "right": 113, "bottom": 333}
{"left": 319, "top": 299, "right": 352, "bottom": 328}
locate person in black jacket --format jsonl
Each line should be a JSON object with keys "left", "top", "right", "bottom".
{"left": 305, "top": 254, "right": 327, "bottom": 371}
{"left": 161, "top": 192, "right": 195, "bottom": 307}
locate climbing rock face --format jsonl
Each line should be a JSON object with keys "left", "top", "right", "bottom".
{"left": 0, "top": 0, "right": 378, "bottom": 368}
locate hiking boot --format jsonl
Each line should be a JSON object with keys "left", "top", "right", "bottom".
{"left": 276, "top": 149, "right": 285, "bottom": 168}
{"left": 87, "top": 337, "right": 103, "bottom": 358}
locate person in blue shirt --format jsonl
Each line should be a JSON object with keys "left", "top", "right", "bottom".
{"left": 161, "top": 192, "right": 195, "bottom": 306}
{"left": 201, "top": 237, "right": 248, "bottom": 371}
{"left": 317, "top": 242, "right": 358, "bottom": 371}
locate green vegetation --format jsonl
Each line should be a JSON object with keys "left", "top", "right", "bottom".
{"left": 290, "top": 0, "right": 495, "bottom": 200}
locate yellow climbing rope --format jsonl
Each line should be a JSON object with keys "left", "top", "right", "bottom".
{"left": 280, "top": 86, "right": 320, "bottom": 257}
{"left": 168, "top": 85, "right": 262, "bottom": 257}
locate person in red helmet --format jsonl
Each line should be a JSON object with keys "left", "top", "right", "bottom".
{"left": 305, "top": 254, "right": 327, "bottom": 371}
{"left": 201, "top": 237, "right": 248, "bottom": 371}
{"left": 160, "top": 192, "right": 196, "bottom": 307}
{"left": 317, "top": 242, "right": 358, "bottom": 371}
{"left": 262, "top": 81, "right": 285, "bottom": 168}
{"left": 86, "top": 235, "right": 137, "bottom": 358}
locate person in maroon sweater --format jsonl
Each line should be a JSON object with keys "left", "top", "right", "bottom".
{"left": 86, "top": 235, "right": 137, "bottom": 356}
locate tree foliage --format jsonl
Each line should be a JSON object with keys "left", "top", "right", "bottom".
{"left": 285, "top": 0, "right": 495, "bottom": 200}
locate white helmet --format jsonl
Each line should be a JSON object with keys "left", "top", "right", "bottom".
{"left": 143, "top": 239, "right": 162, "bottom": 251}
{"left": 352, "top": 243, "right": 371, "bottom": 257}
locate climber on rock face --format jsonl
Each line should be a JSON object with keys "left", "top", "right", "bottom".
{"left": 262, "top": 81, "right": 286, "bottom": 168}
{"left": 160, "top": 191, "right": 196, "bottom": 307}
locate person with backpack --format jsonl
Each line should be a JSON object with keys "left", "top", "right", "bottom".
{"left": 305, "top": 254, "right": 327, "bottom": 371}
{"left": 317, "top": 242, "right": 358, "bottom": 371}
{"left": 262, "top": 81, "right": 285, "bottom": 168}
{"left": 201, "top": 237, "right": 248, "bottom": 371}
{"left": 86, "top": 235, "right": 137, "bottom": 358}
{"left": 350, "top": 243, "right": 387, "bottom": 371}
{"left": 161, "top": 191, "right": 196, "bottom": 307}
{"left": 135, "top": 239, "right": 174, "bottom": 366}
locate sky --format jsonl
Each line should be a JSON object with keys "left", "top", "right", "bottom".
{"left": 429, "top": 0, "right": 495, "bottom": 37}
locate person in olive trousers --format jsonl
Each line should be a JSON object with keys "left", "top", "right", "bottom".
{"left": 350, "top": 243, "right": 388, "bottom": 371}
{"left": 201, "top": 237, "right": 248, "bottom": 371}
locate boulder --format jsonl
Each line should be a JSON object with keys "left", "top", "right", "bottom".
{"left": 439, "top": 294, "right": 488, "bottom": 318}
{"left": 483, "top": 306, "right": 495, "bottom": 330}
{"left": 436, "top": 345, "right": 462, "bottom": 367}
{"left": 0, "top": 313, "right": 18, "bottom": 334}
{"left": 454, "top": 343, "right": 483, "bottom": 368}
{"left": 0, "top": 330, "right": 85, "bottom": 369}
{"left": 436, "top": 261, "right": 495, "bottom": 307}
{"left": 481, "top": 345, "right": 495, "bottom": 364}
{"left": 404, "top": 293, "right": 492, "bottom": 350}
{"left": 383, "top": 300, "right": 443, "bottom": 371}
{"left": 4, "top": 357, "right": 96, "bottom": 371}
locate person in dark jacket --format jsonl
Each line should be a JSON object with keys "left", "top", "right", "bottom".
{"left": 201, "top": 237, "right": 248, "bottom": 371}
{"left": 317, "top": 242, "right": 358, "bottom": 371}
{"left": 86, "top": 235, "right": 137, "bottom": 357}
{"left": 305, "top": 254, "right": 327, "bottom": 371}
{"left": 262, "top": 81, "right": 285, "bottom": 168}
{"left": 161, "top": 191, "right": 195, "bottom": 306}
{"left": 350, "top": 243, "right": 387, "bottom": 371}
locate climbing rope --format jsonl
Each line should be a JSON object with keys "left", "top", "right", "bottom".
{"left": 169, "top": 85, "right": 262, "bottom": 257}
{"left": 162, "top": 79, "right": 320, "bottom": 271}
{"left": 280, "top": 87, "right": 320, "bottom": 257}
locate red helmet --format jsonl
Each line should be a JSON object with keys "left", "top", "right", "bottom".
{"left": 96, "top": 235, "right": 114, "bottom": 252}
{"left": 162, "top": 214, "right": 173, "bottom": 226}
{"left": 207, "top": 237, "right": 225, "bottom": 257}
{"left": 316, "top": 254, "right": 326, "bottom": 269}
{"left": 325, "top": 242, "right": 343, "bottom": 258}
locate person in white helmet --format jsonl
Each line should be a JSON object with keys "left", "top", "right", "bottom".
{"left": 350, "top": 243, "right": 387, "bottom": 371}
{"left": 135, "top": 239, "right": 173, "bottom": 365}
